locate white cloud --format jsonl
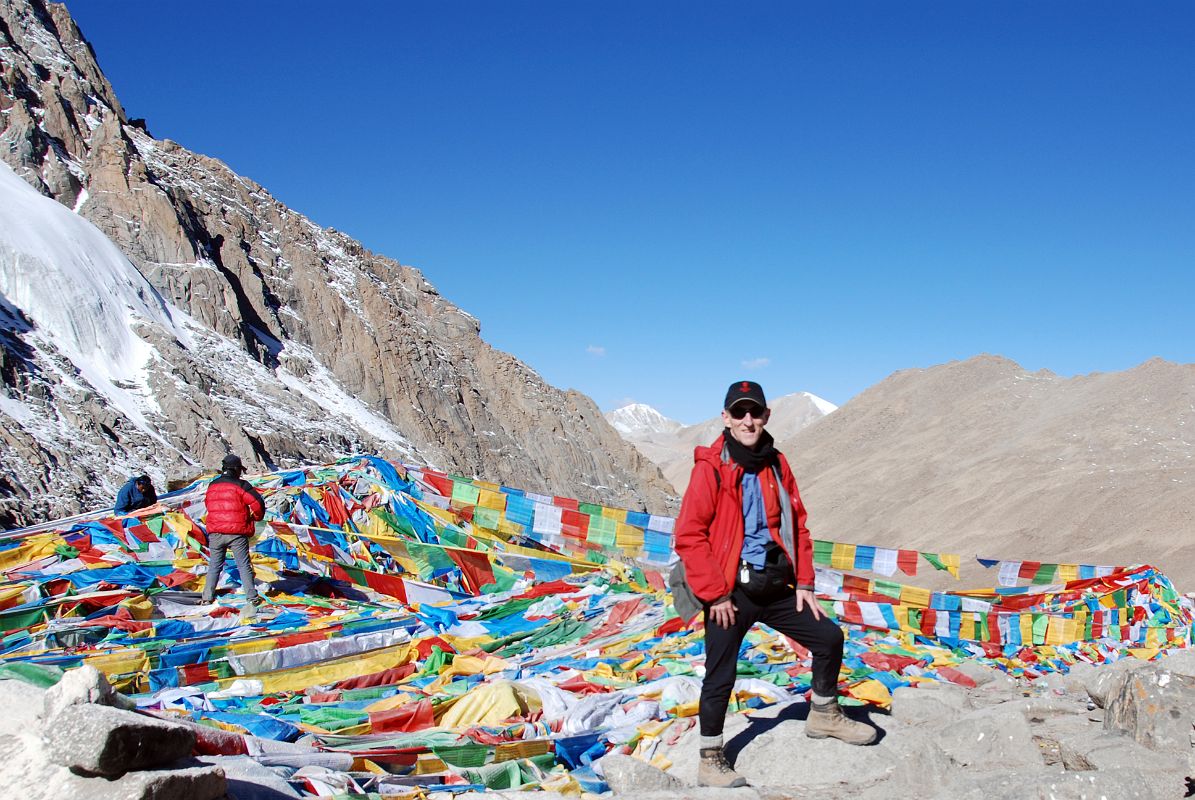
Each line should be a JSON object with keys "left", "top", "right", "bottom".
{"left": 586, "top": 345, "right": 606, "bottom": 357}
{"left": 741, "top": 357, "right": 770, "bottom": 369}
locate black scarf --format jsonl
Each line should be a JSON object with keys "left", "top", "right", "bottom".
{"left": 722, "top": 428, "right": 779, "bottom": 473}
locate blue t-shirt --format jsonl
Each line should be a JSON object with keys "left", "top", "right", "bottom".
{"left": 740, "top": 472, "right": 771, "bottom": 568}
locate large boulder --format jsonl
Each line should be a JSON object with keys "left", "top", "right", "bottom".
{"left": 890, "top": 683, "right": 973, "bottom": 726}
{"left": 42, "top": 664, "right": 135, "bottom": 720}
{"left": 0, "top": 679, "right": 46, "bottom": 737}
{"left": 44, "top": 703, "right": 196, "bottom": 776}
{"left": 941, "top": 766, "right": 1161, "bottom": 800}
{"left": 0, "top": 733, "right": 224, "bottom": 800}
{"left": 934, "top": 705, "right": 1042, "bottom": 769}
{"left": 598, "top": 752, "right": 684, "bottom": 793}
{"left": 1083, "top": 656, "right": 1150, "bottom": 709}
{"left": 1054, "top": 729, "right": 1191, "bottom": 799}
{"left": 1103, "top": 664, "right": 1195, "bottom": 754}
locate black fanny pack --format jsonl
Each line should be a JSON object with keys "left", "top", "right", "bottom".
{"left": 736, "top": 545, "right": 795, "bottom": 601}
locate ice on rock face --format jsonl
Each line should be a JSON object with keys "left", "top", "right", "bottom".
{"left": 0, "top": 160, "right": 186, "bottom": 389}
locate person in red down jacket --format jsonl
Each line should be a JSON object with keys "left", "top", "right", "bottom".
{"left": 674, "top": 381, "right": 876, "bottom": 788}
{"left": 201, "top": 454, "right": 266, "bottom": 615}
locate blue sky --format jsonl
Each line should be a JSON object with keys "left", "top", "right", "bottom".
{"left": 69, "top": 2, "right": 1194, "bottom": 423}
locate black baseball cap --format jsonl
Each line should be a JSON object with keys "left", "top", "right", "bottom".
{"left": 724, "top": 380, "right": 767, "bottom": 410}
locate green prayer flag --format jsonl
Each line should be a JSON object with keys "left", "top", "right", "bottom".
{"left": 374, "top": 509, "right": 416, "bottom": 538}
{"left": 473, "top": 506, "right": 501, "bottom": 530}
{"left": 481, "top": 564, "right": 519, "bottom": 594}
{"left": 0, "top": 662, "right": 64, "bottom": 688}
{"left": 433, "top": 742, "right": 489, "bottom": 768}
{"left": 1031, "top": 613, "right": 1049, "bottom": 644}
{"left": 1032, "top": 563, "right": 1058, "bottom": 584}
{"left": 923, "top": 553, "right": 947, "bottom": 572}
{"left": 451, "top": 481, "right": 481, "bottom": 506}
{"left": 813, "top": 539, "right": 834, "bottom": 565}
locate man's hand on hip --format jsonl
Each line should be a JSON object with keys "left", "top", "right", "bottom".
{"left": 709, "top": 598, "right": 737, "bottom": 628}
{"left": 795, "top": 589, "right": 825, "bottom": 620}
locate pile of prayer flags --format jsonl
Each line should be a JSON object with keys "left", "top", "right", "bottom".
{"left": 0, "top": 455, "right": 1189, "bottom": 795}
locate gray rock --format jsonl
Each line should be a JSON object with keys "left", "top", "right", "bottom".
{"left": 1155, "top": 648, "right": 1195, "bottom": 678}
{"left": 1054, "top": 729, "right": 1190, "bottom": 799}
{"left": 599, "top": 752, "right": 684, "bottom": 793}
{"left": 949, "top": 660, "right": 1004, "bottom": 687}
{"left": 1084, "top": 655, "right": 1149, "bottom": 708}
{"left": 891, "top": 683, "right": 972, "bottom": 725}
{"left": 68, "top": 761, "right": 228, "bottom": 800}
{"left": 1104, "top": 664, "right": 1195, "bottom": 754}
{"left": 942, "top": 766, "right": 1163, "bottom": 800}
{"left": 44, "top": 703, "right": 195, "bottom": 776}
{"left": 735, "top": 717, "right": 898, "bottom": 787}
{"left": 42, "top": 664, "right": 135, "bottom": 720}
{"left": 935, "top": 706, "right": 1042, "bottom": 769}
{"left": 0, "top": 732, "right": 224, "bottom": 800}
{"left": 0, "top": 679, "right": 46, "bottom": 737}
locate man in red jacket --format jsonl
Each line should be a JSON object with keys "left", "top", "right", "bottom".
{"left": 201, "top": 454, "right": 266, "bottom": 616}
{"left": 675, "top": 381, "right": 875, "bottom": 788}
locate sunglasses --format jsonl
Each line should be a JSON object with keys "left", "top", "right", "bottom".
{"left": 728, "top": 404, "right": 766, "bottom": 420}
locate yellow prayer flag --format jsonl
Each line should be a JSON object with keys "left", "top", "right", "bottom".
{"left": 899, "top": 586, "right": 932, "bottom": 608}
{"left": 831, "top": 543, "right": 857, "bottom": 571}
{"left": 478, "top": 489, "right": 506, "bottom": 511}
{"left": 849, "top": 679, "right": 892, "bottom": 708}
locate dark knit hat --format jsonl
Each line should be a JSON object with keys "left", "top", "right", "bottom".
{"left": 221, "top": 454, "right": 244, "bottom": 473}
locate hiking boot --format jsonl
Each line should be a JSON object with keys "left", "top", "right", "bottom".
{"left": 805, "top": 701, "right": 877, "bottom": 745}
{"left": 698, "top": 746, "right": 747, "bottom": 788}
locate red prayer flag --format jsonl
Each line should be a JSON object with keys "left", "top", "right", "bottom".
{"left": 363, "top": 569, "right": 408, "bottom": 603}
{"left": 370, "top": 699, "right": 435, "bottom": 733}
{"left": 897, "top": 550, "right": 919, "bottom": 576}
{"left": 423, "top": 472, "right": 454, "bottom": 498}
{"left": 449, "top": 549, "right": 496, "bottom": 595}
{"left": 561, "top": 509, "right": 589, "bottom": 537}
{"left": 1018, "top": 561, "right": 1042, "bottom": 579}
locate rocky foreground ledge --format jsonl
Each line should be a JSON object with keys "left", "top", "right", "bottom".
{"left": 1, "top": 654, "right": 1192, "bottom": 800}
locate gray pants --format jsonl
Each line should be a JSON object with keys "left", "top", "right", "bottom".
{"left": 202, "top": 532, "right": 258, "bottom": 603}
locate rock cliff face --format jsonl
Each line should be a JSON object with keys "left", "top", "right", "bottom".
{"left": 0, "top": 0, "right": 675, "bottom": 525}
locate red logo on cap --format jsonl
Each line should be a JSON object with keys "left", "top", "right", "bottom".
{"left": 740, "top": 382, "right": 750, "bottom": 392}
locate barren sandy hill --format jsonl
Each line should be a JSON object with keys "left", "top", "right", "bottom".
{"left": 781, "top": 355, "right": 1195, "bottom": 591}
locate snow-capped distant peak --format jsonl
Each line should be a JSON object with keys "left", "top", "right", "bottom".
{"left": 606, "top": 403, "right": 684, "bottom": 437}
{"left": 802, "top": 392, "right": 838, "bottom": 415}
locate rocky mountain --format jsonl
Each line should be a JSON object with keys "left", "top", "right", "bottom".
{"left": 0, "top": 0, "right": 676, "bottom": 526}
{"left": 782, "top": 355, "right": 1195, "bottom": 591}
{"left": 609, "top": 392, "right": 837, "bottom": 493}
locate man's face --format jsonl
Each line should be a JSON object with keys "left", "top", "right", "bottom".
{"left": 722, "top": 402, "right": 770, "bottom": 448}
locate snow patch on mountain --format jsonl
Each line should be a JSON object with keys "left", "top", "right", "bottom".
{"left": 606, "top": 403, "right": 684, "bottom": 437}
{"left": 800, "top": 392, "right": 838, "bottom": 416}
{"left": 0, "top": 160, "right": 188, "bottom": 436}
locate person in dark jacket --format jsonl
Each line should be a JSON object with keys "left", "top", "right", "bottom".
{"left": 201, "top": 454, "right": 266, "bottom": 613}
{"left": 675, "top": 381, "right": 876, "bottom": 788}
{"left": 114, "top": 474, "right": 157, "bottom": 515}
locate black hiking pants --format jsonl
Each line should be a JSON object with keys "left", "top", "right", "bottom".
{"left": 699, "top": 585, "right": 844, "bottom": 737}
